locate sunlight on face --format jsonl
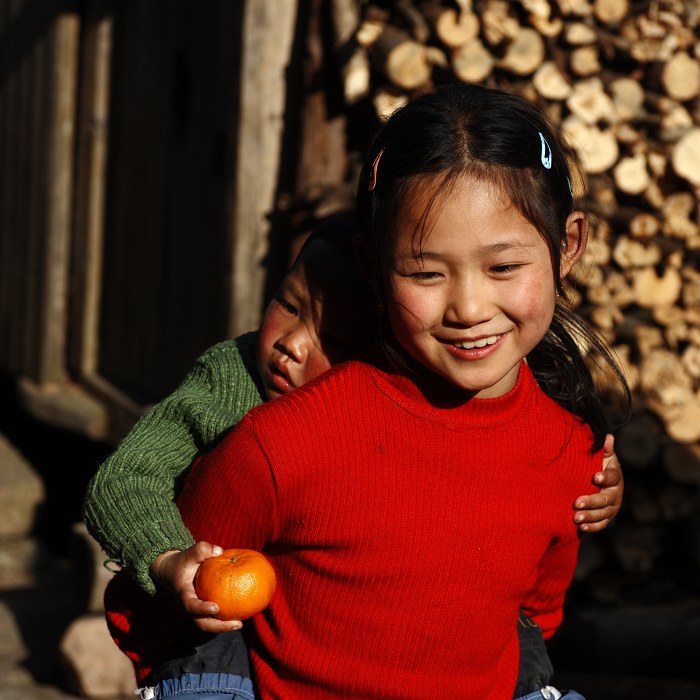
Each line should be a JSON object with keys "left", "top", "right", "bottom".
{"left": 387, "top": 175, "right": 557, "bottom": 398}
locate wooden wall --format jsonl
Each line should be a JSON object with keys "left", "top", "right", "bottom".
{"left": 0, "top": 0, "right": 298, "bottom": 441}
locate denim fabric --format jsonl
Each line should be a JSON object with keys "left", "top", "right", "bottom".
{"left": 142, "top": 672, "right": 255, "bottom": 700}
{"left": 146, "top": 627, "right": 251, "bottom": 686}
{"left": 513, "top": 612, "right": 554, "bottom": 696}
{"left": 515, "top": 688, "right": 586, "bottom": 700}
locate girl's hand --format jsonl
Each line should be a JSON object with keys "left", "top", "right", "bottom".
{"left": 573, "top": 434, "right": 623, "bottom": 533}
{"left": 149, "top": 541, "right": 243, "bottom": 633}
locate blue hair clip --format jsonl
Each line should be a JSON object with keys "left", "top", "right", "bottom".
{"left": 566, "top": 176, "right": 574, "bottom": 198}
{"left": 538, "top": 132, "right": 552, "bottom": 170}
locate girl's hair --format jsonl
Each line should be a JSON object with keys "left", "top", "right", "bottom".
{"left": 356, "top": 83, "right": 629, "bottom": 449}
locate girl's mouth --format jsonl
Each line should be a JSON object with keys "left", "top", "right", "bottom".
{"left": 451, "top": 335, "right": 500, "bottom": 350}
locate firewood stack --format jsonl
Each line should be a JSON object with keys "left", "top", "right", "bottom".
{"left": 328, "top": 0, "right": 700, "bottom": 598}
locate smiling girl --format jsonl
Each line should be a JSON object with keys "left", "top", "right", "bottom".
{"left": 124, "top": 84, "right": 630, "bottom": 700}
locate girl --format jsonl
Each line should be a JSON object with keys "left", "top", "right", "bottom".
{"left": 123, "top": 84, "right": 630, "bottom": 699}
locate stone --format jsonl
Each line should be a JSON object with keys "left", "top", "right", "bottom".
{"left": 59, "top": 615, "right": 136, "bottom": 699}
{"left": 0, "top": 601, "right": 26, "bottom": 666}
{"left": 0, "top": 433, "right": 45, "bottom": 540}
{"left": 70, "top": 522, "right": 114, "bottom": 614}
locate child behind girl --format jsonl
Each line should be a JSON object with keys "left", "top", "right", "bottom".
{"left": 89, "top": 209, "right": 622, "bottom": 698}
{"left": 164, "top": 83, "right": 630, "bottom": 699}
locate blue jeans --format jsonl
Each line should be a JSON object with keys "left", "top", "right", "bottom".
{"left": 515, "top": 689, "right": 586, "bottom": 700}
{"left": 141, "top": 672, "right": 254, "bottom": 700}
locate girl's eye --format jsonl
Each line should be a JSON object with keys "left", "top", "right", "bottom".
{"left": 491, "top": 264, "right": 521, "bottom": 274}
{"left": 408, "top": 271, "right": 441, "bottom": 281}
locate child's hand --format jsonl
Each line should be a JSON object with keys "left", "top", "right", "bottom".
{"left": 149, "top": 541, "right": 243, "bottom": 633}
{"left": 573, "top": 434, "right": 623, "bottom": 533}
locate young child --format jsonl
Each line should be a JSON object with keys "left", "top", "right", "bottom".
{"left": 83, "top": 212, "right": 374, "bottom": 606}
{"left": 152, "top": 83, "right": 630, "bottom": 699}
{"left": 88, "top": 211, "right": 622, "bottom": 698}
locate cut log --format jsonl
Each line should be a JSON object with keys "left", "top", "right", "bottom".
{"left": 563, "top": 117, "right": 619, "bottom": 174}
{"left": 613, "top": 153, "right": 650, "bottom": 196}
{"left": 452, "top": 39, "right": 495, "bottom": 83}
{"left": 593, "top": 0, "right": 630, "bottom": 26}
{"left": 433, "top": 7, "right": 479, "bottom": 49}
{"left": 570, "top": 45, "right": 602, "bottom": 77}
{"left": 640, "top": 349, "right": 700, "bottom": 444}
{"left": 610, "top": 77, "right": 645, "bottom": 121}
{"left": 371, "top": 25, "right": 431, "bottom": 90}
{"left": 498, "top": 26, "right": 546, "bottom": 76}
{"left": 612, "top": 235, "right": 661, "bottom": 268}
{"left": 631, "top": 266, "right": 683, "bottom": 308}
{"left": 372, "top": 88, "right": 409, "bottom": 121}
{"left": 671, "top": 127, "right": 700, "bottom": 186}
{"left": 566, "top": 77, "right": 616, "bottom": 124}
{"left": 555, "top": 0, "right": 594, "bottom": 17}
{"left": 481, "top": 0, "right": 520, "bottom": 45}
{"left": 533, "top": 61, "right": 572, "bottom": 100}
{"left": 629, "top": 212, "right": 660, "bottom": 239}
{"left": 529, "top": 13, "right": 563, "bottom": 38}
{"left": 661, "top": 51, "right": 700, "bottom": 101}
{"left": 565, "top": 21, "right": 598, "bottom": 45}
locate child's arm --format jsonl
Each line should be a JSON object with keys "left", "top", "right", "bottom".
{"left": 573, "top": 433, "right": 623, "bottom": 533}
{"left": 82, "top": 336, "right": 264, "bottom": 595}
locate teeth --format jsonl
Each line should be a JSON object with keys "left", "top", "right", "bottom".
{"left": 455, "top": 335, "right": 499, "bottom": 349}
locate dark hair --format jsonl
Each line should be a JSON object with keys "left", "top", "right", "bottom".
{"left": 356, "top": 83, "right": 629, "bottom": 448}
{"left": 296, "top": 210, "right": 362, "bottom": 259}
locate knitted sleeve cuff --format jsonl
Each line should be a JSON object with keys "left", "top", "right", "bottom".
{"left": 121, "top": 520, "right": 196, "bottom": 595}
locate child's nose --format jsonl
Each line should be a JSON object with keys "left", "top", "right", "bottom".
{"left": 278, "top": 326, "right": 311, "bottom": 363}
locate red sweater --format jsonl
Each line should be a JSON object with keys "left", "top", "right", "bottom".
{"left": 177, "top": 358, "right": 600, "bottom": 700}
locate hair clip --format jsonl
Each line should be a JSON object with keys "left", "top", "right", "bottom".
{"left": 566, "top": 176, "right": 574, "bottom": 198}
{"left": 368, "top": 147, "right": 385, "bottom": 191}
{"left": 538, "top": 132, "right": 552, "bottom": 170}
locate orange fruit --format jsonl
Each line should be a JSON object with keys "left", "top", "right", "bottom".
{"left": 194, "top": 548, "right": 276, "bottom": 621}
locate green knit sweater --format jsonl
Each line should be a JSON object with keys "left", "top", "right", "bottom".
{"left": 82, "top": 332, "right": 265, "bottom": 594}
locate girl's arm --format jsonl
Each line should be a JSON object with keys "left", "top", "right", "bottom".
{"left": 82, "top": 337, "right": 264, "bottom": 594}
{"left": 573, "top": 434, "right": 623, "bottom": 532}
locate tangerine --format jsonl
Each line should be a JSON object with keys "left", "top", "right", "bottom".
{"left": 194, "top": 548, "right": 276, "bottom": 621}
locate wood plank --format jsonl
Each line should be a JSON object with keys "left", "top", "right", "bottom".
{"left": 229, "top": 0, "right": 298, "bottom": 337}
{"left": 69, "top": 1, "right": 112, "bottom": 378}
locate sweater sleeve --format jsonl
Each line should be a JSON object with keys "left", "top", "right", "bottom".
{"left": 82, "top": 334, "right": 265, "bottom": 594}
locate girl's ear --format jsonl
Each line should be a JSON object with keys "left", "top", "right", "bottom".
{"left": 560, "top": 210, "right": 588, "bottom": 279}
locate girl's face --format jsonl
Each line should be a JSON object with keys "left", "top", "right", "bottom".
{"left": 386, "top": 175, "right": 585, "bottom": 399}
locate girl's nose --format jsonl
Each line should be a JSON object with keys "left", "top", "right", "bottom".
{"left": 444, "top": 280, "right": 492, "bottom": 327}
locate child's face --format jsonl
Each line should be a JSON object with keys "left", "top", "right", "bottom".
{"left": 257, "top": 240, "right": 370, "bottom": 400}
{"left": 386, "top": 175, "right": 562, "bottom": 399}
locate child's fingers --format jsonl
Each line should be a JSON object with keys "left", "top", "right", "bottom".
{"left": 575, "top": 489, "right": 617, "bottom": 511}
{"left": 192, "top": 616, "right": 243, "bottom": 633}
{"left": 182, "top": 593, "right": 220, "bottom": 618}
{"left": 193, "top": 540, "right": 224, "bottom": 562}
{"left": 576, "top": 516, "right": 611, "bottom": 533}
{"left": 593, "top": 468, "right": 621, "bottom": 487}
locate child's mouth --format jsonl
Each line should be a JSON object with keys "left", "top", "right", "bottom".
{"left": 451, "top": 335, "right": 500, "bottom": 350}
{"left": 269, "top": 365, "right": 295, "bottom": 394}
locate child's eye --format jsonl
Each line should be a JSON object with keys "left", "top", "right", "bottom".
{"left": 276, "top": 297, "right": 298, "bottom": 315}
